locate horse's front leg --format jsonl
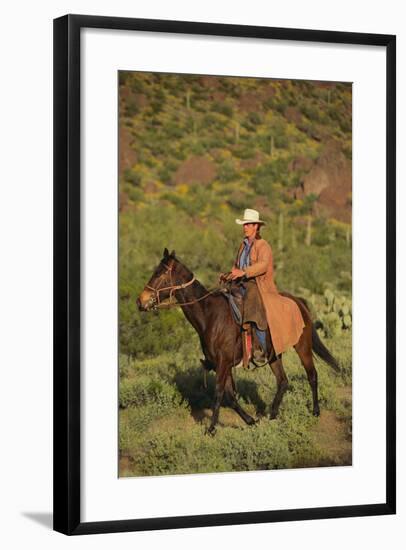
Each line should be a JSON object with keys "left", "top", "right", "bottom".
{"left": 206, "top": 361, "right": 227, "bottom": 436}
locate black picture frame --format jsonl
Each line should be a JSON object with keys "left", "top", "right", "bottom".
{"left": 53, "top": 14, "right": 396, "bottom": 536}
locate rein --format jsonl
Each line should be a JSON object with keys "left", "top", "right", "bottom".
{"left": 155, "top": 287, "right": 222, "bottom": 308}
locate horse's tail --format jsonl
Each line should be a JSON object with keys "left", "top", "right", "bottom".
{"left": 293, "top": 295, "right": 340, "bottom": 373}
{"left": 282, "top": 293, "right": 340, "bottom": 373}
{"left": 311, "top": 325, "right": 340, "bottom": 372}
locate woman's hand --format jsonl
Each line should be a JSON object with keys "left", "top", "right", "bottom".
{"left": 230, "top": 267, "right": 246, "bottom": 280}
{"left": 218, "top": 272, "right": 231, "bottom": 284}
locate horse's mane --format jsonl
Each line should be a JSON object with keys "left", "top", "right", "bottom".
{"left": 170, "top": 254, "right": 209, "bottom": 297}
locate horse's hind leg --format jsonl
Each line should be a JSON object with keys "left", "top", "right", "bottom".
{"left": 224, "top": 372, "right": 256, "bottom": 426}
{"left": 269, "top": 356, "right": 288, "bottom": 419}
{"left": 295, "top": 332, "right": 320, "bottom": 417}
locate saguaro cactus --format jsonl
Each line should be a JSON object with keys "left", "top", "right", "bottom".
{"left": 291, "top": 226, "right": 297, "bottom": 249}
{"left": 305, "top": 216, "right": 312, "bottom": 246}
{"left": 346, "top": 225, "right": 351, "bottom": 247}
{"left": 278, "top": 212, "right": 284, "bottom": 251}
{"left": 234, "top": 121, "right": 240, "bottom": 144}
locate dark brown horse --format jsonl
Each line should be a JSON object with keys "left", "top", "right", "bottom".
{"left": 137, "top": 248, "right": 339, "bottom": 435}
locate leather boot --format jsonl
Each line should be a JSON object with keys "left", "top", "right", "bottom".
{"left": 252, "top": 328, "right": 267, "bottom": 364}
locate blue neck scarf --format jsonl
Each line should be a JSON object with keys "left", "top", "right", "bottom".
{"left": 239, "top": 237, "right": 254, "bottom": 270}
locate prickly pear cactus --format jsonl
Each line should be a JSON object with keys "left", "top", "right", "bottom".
{"left": 342, "top": 314, "right": 352, "bottom": 329}
{"left": 324, "top": 289, "right": 335, "bottom": 308}
{"left": 312, "top": 286, "right": 353, "bottom": 337}
{"left": 298, "top": 285, "right": 352, "bottom": 338}
{"left": 322, "top": 311, "right": 342, "bottom": 337}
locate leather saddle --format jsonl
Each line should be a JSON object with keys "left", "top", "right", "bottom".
{"left": 221, "top": 282, "right": 244, "bottom": 325}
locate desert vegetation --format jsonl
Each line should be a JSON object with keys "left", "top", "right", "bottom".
{"left": 119, "top": 72, "right": 352, "bottom": 476}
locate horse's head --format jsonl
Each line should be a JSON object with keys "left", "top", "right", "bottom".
{"left": 136, "top": 248, "right": 185, "bottom": 311}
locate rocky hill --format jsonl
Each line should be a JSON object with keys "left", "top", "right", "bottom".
{"left": 119, "top": 72, "right": 352, "bottom": 227}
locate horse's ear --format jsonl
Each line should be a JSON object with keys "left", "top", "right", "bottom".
{"left": 163, "top": 248, "right": 169, "bottom": 258}
{"left": 170, "top": 249, "right": 176, "bottom": 257}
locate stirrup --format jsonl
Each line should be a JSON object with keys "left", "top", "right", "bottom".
{"left": 253, "top": 348, "right": 267, "bottom": 363}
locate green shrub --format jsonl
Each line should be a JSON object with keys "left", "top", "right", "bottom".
{"left": 212, "top": 101, "right": 233, "bottom": 117}
{"left": 218, "top": 159, "right": 238, "bottom": 182}
{"left": 247, "top": 111, "right": 263, "bottom": 125}
{"left": 123, "top": 169, "right": 141, "bottom": 187}
{"left": 120, "top": 375, "right": 184, "bottom": 409}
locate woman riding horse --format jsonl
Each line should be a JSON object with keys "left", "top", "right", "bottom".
{"left": 225, "top": 208, "right": 305, "bottom": 368}
{"left": 137, "top": 210, "right": 339, "bottom": 434}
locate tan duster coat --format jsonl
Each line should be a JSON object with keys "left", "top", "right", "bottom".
{"left": 235, "top": 238, "right": 305, "bottom": 356}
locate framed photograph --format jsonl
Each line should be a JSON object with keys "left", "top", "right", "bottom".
{"left": 53, "top": 14, "right": 396, "bottom": 535}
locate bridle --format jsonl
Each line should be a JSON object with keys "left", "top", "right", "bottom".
{"left": 145, "top": 261, "right": 196, "bottom": 308}
{"left": 144, "top": 261, "right": 220, "bottom": 309}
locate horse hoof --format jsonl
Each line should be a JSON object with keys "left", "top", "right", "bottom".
{"left": 205, "top": 426, "right": 217, "bottom": 437}
{"left": 313, "top": 409, "right": 320, "bottom": 417}
{"left": 270, "top": 412, "right": 278, "bottom": 420}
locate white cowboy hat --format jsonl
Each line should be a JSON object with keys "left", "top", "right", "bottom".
{"left": 235, "top": 208, "right": 266, "bottom": 225}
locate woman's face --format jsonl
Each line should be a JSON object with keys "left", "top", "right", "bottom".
{"left": 243, "top": 222, "right": 258, "bottom": 240}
